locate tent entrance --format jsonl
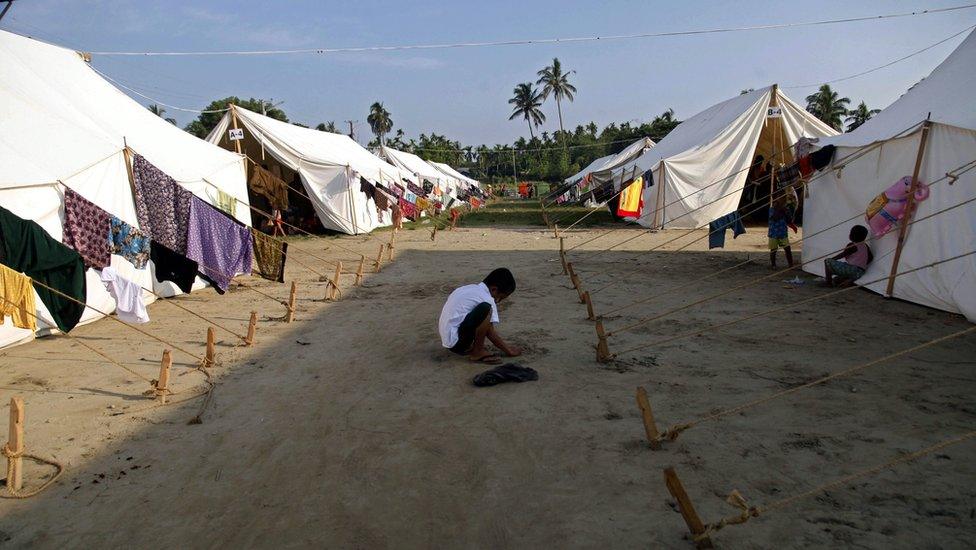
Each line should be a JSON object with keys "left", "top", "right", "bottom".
{"left": 739, "top": 90, "right": 797, "bottom": 224}
{"left": 214, "top": 129, "right": 325, "bottom": 235}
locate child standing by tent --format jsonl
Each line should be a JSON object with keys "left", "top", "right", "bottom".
{"left": 768, "top": 195, "right": 794, "bottom": 269}
{"left": 824, "top": 225, "right": 873, "bottom": 287}
{"left": 438, "top": 268, "right": 521, "bottom": 364}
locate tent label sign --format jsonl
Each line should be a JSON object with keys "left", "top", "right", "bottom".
{"left": 766, "top": 107, "right": 782, "bottom": 118}
{"left": 228, "top": 128, "right": 244, "bottom": 140}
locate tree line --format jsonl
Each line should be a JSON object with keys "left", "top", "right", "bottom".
{"left": 155, "top": 58, "right": 883, "bottom": 184}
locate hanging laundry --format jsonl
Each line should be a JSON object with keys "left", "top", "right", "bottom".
{"left": 617, "top": 176, "right": 644, "bottom": 217}
{"left": 109, "top": 217, "right": 150, "bottom": 269}
{"left": 708, "top": 211, "right": 746, "bottom": 249}
{"left": 62, "top": 188, "right": 112, "bottom": 269}
{"left": 185, "top": 196, "right": 253, "bottom": 293}
{"left": 404, "top": 191, "right": 418, "bottom": 204}
{"left": 0, "top": 264, "right": 37, "bottom": 331}
{"left": 416, "top": 197, "right": 431, "bottom": 212}
{"left": 0, "top": 205, "right": 86, "bottom": 333}
{"left": 373, "top": 188, "right": 392, "bottom": 211}
{"left": 149, "top": 241, "right": 197, "bottom": 293}
{"left": 248, "top": 163, "right": 290, "bottom": 210}
{"left": 251, "top": 229, "right": 287, "bottom": 283}
{"left": 469, "top": 197, "right": 483, "bottom": 209}
{"left": 407, "top": 181, "right": 426, "bottom": 198}
{"left": 359, "top": 177, "right": 376, "bottom": 201}
{"left": 207, "top": 187, "right": 237, "bottom": 217}
{"left": 131, "top": 153, "right": 192, "bottom": 254}
{"left": 99, "top": 266, "right": 149, "bottom": 324}
{"left": 399, "top": 198, "right": 419, "bottom": 221}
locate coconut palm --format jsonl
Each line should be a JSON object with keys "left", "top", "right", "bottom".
{"left": 147, "top": 103, "right": 177, "bottom": 125}
{"left": 508, "top": 83, "right": 546, "bottom": 139}
{"left": 805, "top": 84, "right": 851, "bottom": 130}
{"left": 844, "top": 101, "right": 881, "bottom": 132}
{"left": 536, "top": 58, "right": 577, "bottom": 135}
{"left": 367, "top": 102, "right": 393, "bottom": 144}
{"left": 316, "top": 121, "right": 338, "bottom": 133}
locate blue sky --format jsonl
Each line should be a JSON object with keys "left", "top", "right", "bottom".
{"left": 3, "top": 1, "right": 974, "bottom": 145}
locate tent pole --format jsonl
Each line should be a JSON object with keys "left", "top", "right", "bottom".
{"left": 768, "top": 84, "right": 779, "bottom": 207}
{"left": 885, "top": 118, "right": 932, "bottom": 297}
{"left": 230, "top": 105, "right": 243, "bottom": 155}
{"left": 655, "top": 163, "right": 665, "bottom": 228}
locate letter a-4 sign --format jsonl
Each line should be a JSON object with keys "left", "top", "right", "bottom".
{"left": 229, "top": 128, "right": 244, "bottom": 140}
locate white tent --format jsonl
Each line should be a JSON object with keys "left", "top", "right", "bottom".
{"left": 629, "top": 86, "right": 837, "bottom": 229}
{"left": 0, "top": 30, "right": 250, "bottom": 348}
{"left": 430, "top": 161, "right": 480, "bottom": 189}
{"left": 379, "top": 146, "right": 460, "bottom": 197}
{"left": 803, "top": 30, "right": 976, "bottom": 321}
{"left": 208, "top": 106, "right": 409, "bottom": 234}
{"left": 564, "top": 137, "right": 656, "bottom": 187}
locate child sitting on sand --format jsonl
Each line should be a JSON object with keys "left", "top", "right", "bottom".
{"left": 824, "top": 225, "right": 873, "bottom": 287}
{"left": 768, "top": 195, "right": 794, "bottom": 269}
{"left": 438, "top": 268, "right": 522, "bottom": 364}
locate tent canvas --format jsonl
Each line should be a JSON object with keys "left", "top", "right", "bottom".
{"left": 430, "top": 161, "right": 480, "bottom": 188}
{"left": 564, "top": 137, "right": 656, "bottom": 187}
{"left": 628, "top": 86, "right": 837, "bottom": 229}
{"left": 803, "top": 30, "right": 976, "bottom": 321}
{"left": 379, "top": 146, "right": 461, "bottom": 198}
{"left": 208, "top": 106, "right": 410, "bottom": 235}
{"left": 0, "top": 30, "right": 251, "bottom": 348}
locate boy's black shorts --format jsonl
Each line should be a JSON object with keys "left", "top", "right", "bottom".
{"left": 449, "top": 302, "right": 492, "bottom": 355}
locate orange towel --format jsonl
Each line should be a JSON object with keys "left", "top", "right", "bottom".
{"left": 616, "top": 176, "right": 644, "bottom": 217}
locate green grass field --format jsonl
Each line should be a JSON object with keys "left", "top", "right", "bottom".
{"left": 453, "top": 197, "right": 618, "bottom": 227}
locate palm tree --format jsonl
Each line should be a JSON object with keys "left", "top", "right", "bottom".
{"left": 316, "top": 121, "right": 338, "bottom": 133}
{"left": 844, "top": 101, "right": 881, "bottom": 132}
{"left": 536, "top": 58, "right": 577, "bottom": 135}
{"left": 805, "top": 84, "right": 851, "bottom": 130}
{"left": 148, "top": 103, "right": 177, "bottom": 125}
{"left": 367, "top": 102, "right": 393, "bottom": 144}
{"left": 508, "top": 83, "right": 546, "bottom": 139}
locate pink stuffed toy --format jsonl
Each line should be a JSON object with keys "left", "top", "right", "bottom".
{"left": 865, "top": 176, "right": 930, "bottom": 237}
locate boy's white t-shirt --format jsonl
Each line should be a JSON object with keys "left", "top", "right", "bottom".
{"left": 438, "top": 282, "right": 499, "bottom": 348}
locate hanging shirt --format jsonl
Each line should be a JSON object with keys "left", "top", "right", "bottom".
{"left": 0, "top": 205, "right": 86, "bottom": 333}
{"left": 99, "top": 266, "right": 149, "bottom": 324}
{"left": 149, "top": 241, "right": 198, "bottom": 293}
{"left": 0, "top": 264, "right": 37, "bottom": 331}
{"left": 438, "top": 282, "right": 500, "bottom": 348}
{"left": 131, "top": 153, "right": 193, "bottom": 254}
{"left": 62, "top": 188, "right": 112, "bottom": 269}
{"left": 207, "top": 187, "right": 237, "bottom": 217}
{"left": 185, "top": 196, "right": 253, "bottom": 292}
{"left": 109, "top": 217, "right": 151, "bottom": 269}
{"left": 251, "top": 229, "right": 287, "bottom": 283}
{"left": 248, "top": 163, "right": 290, "bottom": 210}
{"left": 617, "top": 176, "right": 644, "bottom": 218}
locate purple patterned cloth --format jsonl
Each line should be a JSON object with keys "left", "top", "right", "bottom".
{"left": 131, "top": 153, "right": 192, "bottom": 254}
{"left": 61, "top": 188, "right": 111, "bottom": 269}
{"left": 185, "top": 196, "right": 252, "bottom": 292}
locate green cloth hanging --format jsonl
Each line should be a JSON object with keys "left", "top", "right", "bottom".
{"left": 0, "top": 206, "right": 87, "bottom": 333}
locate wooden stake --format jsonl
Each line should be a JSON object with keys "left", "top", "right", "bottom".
{"left": 636, "top": 386, "right": 662, "bottom": 450}
{"left": 567, "top": 261, "right": 577, "bottom": 282}
{"left": 431, "top": 225, "right": 437, "bottom": 242}
{"left": 328, "top": 262, "right": 343, "bottom": 301}
{"left": 6, "top": 397, "right": 24, "bottom": 492}
{"left": 663, "top": 467, "right": 713, "bottom": 549}
{"left": 388, "top": 230, "right": 397, "bottom": 261}
{"left": 559, "top": 237, "right": 567, "bottom": 275}
{"left": 374, "top": 243, "right": 384, "bottom": 273}
{"left": 245, "top": 311, "right": 257, "bottom": 346}
{"left": 157, "top": 350, "right": 172, "bottom": 404}
{"left": 886, "top": 119, "right": 932, "bottom": 297}
{"left": 584, "top": 291, "right": 596, "bottom": 320}
{"left": 595, "top": 320, "right": 612, "bottom": 363}
{"left": 204, "top": 327, "right": 216, "bottom": 368}
{"left": 553, "top": 223, "right": 559, "bottom": 239}
{"left": 575, "top": 277, "right": 586, "bottom": 303}
{"left": 286, "top": 281, "right": 297, "bottom": 323}
{"left": 355, "top": 256, "right": 365, "bottom": 286}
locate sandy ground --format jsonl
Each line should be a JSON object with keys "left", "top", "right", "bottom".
{"left": 0, "top": 223, "right": 973, "bottom": 549}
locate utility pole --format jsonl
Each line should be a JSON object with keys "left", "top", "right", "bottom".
{"left": 262, "top": 99, "right": 284, "bottom": 116}
{"left": 0, "top": 1, "right": 14, "bottom": 22}
{"left": 345, "top": 120, "right": 358, "bottom": 142}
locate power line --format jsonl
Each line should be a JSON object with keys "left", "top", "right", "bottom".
{"left": 87, "top": 4, "right": 976, "bottom": 56}
{"left": 783, "top": 23, "right": 975, "bottom": 89}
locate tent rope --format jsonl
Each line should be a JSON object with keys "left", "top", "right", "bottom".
{"left": 605, "top": 159, "right": 976, "bottom": 336}
{"left": 694, "top": 429, "right": 976, "bottom": 541}
{"left": 656, "top": 324, "right": 976, "bottom": 443}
